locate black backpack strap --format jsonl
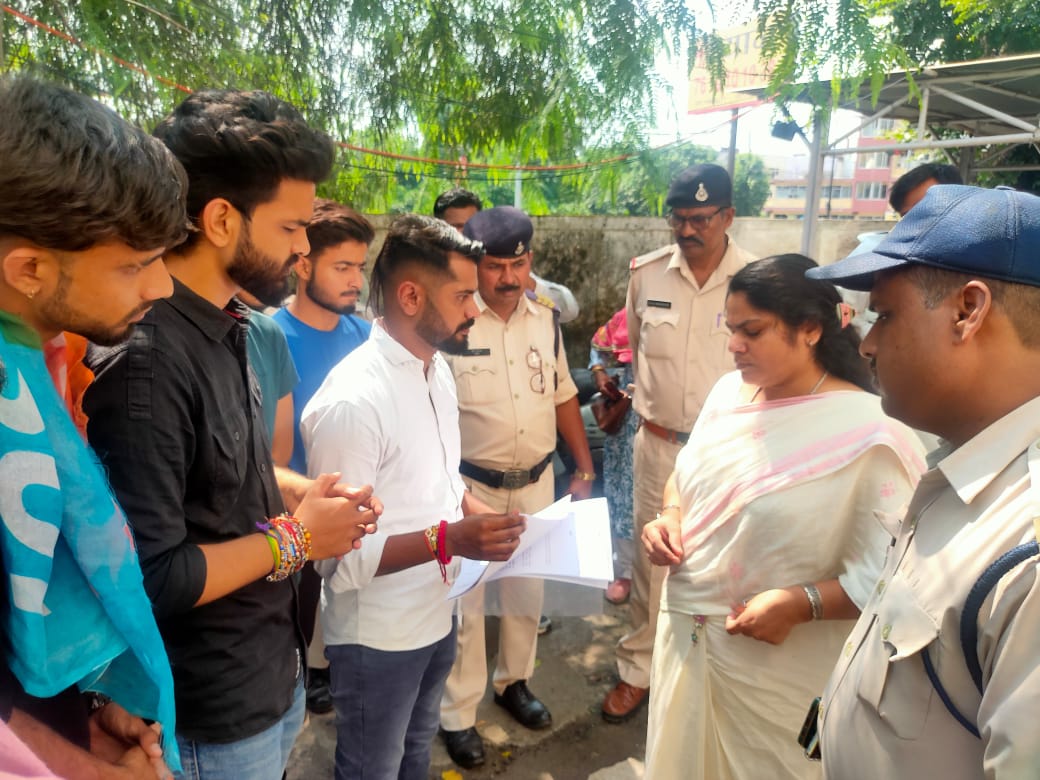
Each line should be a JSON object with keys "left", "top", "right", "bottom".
{"left": 924, "top": 534, "right": 1040, "bottom": 738}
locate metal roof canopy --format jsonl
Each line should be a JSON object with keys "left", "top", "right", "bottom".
{"left": 739, "top": 52, "right": 1040, "bottom": 255}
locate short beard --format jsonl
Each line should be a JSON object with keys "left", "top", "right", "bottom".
{"left": 228, "top": 223, "right": 293, "bottom": 307}
{"left": 305, "top": 274, "right": 357, "bottom": 316}
{"left": 435, "top": 331, "right": 470, "bottom": 355}
{"left": 38, "top": 267, "right": 149, "bottom": 346}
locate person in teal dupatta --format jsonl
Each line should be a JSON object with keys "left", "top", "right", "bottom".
{"left": 0, "top": 75, "right": 189, "bottom": 778}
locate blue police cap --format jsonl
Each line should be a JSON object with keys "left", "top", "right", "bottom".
{"left": 462, "top": 206, "right": 533, "bottom": 258}
{"left": 809, "top": 185, "right": 1040, "bottom": 291}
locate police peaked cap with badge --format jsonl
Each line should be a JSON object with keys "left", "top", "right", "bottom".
{"left": 808, "top": 185, "right": 1040, "bottom": 291}
{"left": 462, "top": 205, "right": 533, "bottom": 258}
{"left": 666, "top": 163, "right": 733, "bottom": 209}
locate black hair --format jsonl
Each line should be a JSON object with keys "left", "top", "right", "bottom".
{"left": 728, "top": 254, "right": 874, "bottom": 392}
{"left": 369, "top": 214, "right": 484, "bottom": 315}
{"left": 433, "top": 188, "right": 483, "bottom": 219}
{"left": 0, "top": 75, "right": 188, "bottom": 251}
{"left": 889, "top": 163, "right": 963, "bottom": 213}
{"left": 307, "top": 199, "right": 375, "bottom": 258}
{"left": 153, "top": 89, "right": 335, "bottom": 249}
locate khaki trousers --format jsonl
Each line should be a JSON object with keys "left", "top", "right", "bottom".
{"left": 615, "top": 425, "right": 683, "bottom": 688}
{"left": 439, "top": 467, "right": 553, "bottom": 731}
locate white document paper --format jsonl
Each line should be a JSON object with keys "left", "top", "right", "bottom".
{"left": 447, "top": 495, "right": 614, "bottom": 600}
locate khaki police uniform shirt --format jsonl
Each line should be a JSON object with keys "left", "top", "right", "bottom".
{"left": 625, "top": 238, "right": 754, "bottom": 433}
{"left": 821, "top": 395, "right": 1040, "bottom": 779}
{"left": 446, "top": 291, "right": 578, "bottom": 469}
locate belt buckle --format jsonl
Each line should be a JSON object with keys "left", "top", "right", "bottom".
{"left": 501, "top": 469, "right": 529, "bottom": 490}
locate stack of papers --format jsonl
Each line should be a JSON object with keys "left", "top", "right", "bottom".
{"left": 447, "top": 495, "right": 614, "bottom": 600}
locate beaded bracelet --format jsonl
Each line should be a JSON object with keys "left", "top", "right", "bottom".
{"left": 257, "top": 514, "right": 312, "bottom": 582}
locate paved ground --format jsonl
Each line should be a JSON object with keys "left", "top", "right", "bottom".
{"left": 287, "top": 586, "right": 647, "bottom": 780}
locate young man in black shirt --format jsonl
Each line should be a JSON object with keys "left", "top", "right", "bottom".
{"left": 85, "top": 90, "right": 380, "bottom": 779}
{"left": 0, "top": 76, "right": 187, "bottom": 778}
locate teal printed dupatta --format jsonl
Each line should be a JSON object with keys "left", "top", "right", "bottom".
{"left": 0, "top": 314, "right": 179, "bottom": 771}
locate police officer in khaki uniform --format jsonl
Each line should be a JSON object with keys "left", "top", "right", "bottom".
{"left": 602, "top": 164, "right": 755, "bottom": 722}
{"left": 808, "top": 185, "right": 1040, "bottom": 779}
{"left": 438, "top": 206, "right": 595, "bottom": 768}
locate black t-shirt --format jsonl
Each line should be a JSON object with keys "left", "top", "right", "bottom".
{"left": 85, "top": 281, "right": 304, "bottom": 743}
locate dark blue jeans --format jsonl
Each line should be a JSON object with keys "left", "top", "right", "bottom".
{"left": 326, "top": 619, "right": 457, "bottom": 780}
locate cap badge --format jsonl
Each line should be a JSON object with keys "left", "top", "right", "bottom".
{"left": 514, "top": 242, "right": 526, "bottom": 256}
{"left": 695, "top": 183, "right": 709, "bottom": 202}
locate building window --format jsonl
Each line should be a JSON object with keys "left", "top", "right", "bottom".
{"left": 859, "top": 151, "right": 891, "bottom": 169}
{"left": 774, "top": 185, "right": 806, "bottom": 199}
{"left": 820, "top": 185, "right": 852, "bottom": 199}
{"left": 861, "top": 118, "right": 898, "bottom": 137}
{"left": 856, "top": 181, "right": 889, "bottom": 200}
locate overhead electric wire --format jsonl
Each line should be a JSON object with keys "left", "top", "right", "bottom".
{"left": 2, "top": 4, "right": 749, "bottom": 178}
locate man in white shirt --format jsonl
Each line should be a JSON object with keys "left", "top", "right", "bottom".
{"left": 301, "top": 214, "right": 527, "bottom": 780}
{"left": 808, "top": 185, "right": 1040, "bottom": 778}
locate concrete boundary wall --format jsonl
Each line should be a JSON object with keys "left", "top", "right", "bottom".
{"left": 363, "top": 215, "right": 895, "bottom": 367}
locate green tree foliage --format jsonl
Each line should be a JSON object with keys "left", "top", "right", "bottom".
{"left": 733, "top": 153, "right": 771, "bottom": 216}
{"left": 1, "top": 1, "right": 703, "bottom": 161}
{"left": 751, "top": 0, "right": 1040, "bottom": 108}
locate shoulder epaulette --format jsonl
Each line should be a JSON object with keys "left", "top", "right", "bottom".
{"left": 525, "top": 289, "right": 558, "bottom": 311}
{"left": 629, "top": 245, "right": 673, "bottom": 272}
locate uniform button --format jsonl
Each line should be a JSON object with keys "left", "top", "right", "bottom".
{"left": 519, "top": 428, "right": 524, "bottom": 434}
{"left": 260, "top": 463, "right": 267, "bottom": 473}
{"left": 509, "top": 359, "right": 514, "bottom": 365}
{"left": 881, "top": 624, "right": 892, "bottom": 640}
{"left": 877, "top": 579, "right": 885, "bottom": 594}
{"left": 514, "top": 393, "right": 520, "bottom": 399}
{"left": 234, "top": 431, "right": 241, "bottom": 441}
{"left": 844, "top": 641, "right": 852, "bottom": 657}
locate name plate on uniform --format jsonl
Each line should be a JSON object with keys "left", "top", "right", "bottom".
{"left": 646, "top": 299, "right": 672, "bottom": 309}
{"left": 461, "top": 348, "right": 491, "bottom": 356}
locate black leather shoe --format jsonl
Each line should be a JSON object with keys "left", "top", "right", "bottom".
{"left": 493, "top": 681, "right": 552, "bottom": 730}
{"left": 441, "top": 727, "right": 485, "bottom": 768}
{"left": 306, "top": 667, "right": 334, "bottom": 715}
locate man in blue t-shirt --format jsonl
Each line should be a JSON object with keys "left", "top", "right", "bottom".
{"left": 273, "top": 199, "right": 374, "bottom": 476}
{"left": 272, "top": 199, "right": 374, "bottom": 714}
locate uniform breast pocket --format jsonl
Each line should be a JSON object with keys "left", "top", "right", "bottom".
{"left": 454, "top": 360, "right": 501, "bottom": 406}
{"left": 709, "top": 320, "right": 731, "bottom": 362}
{"left": 639, "top": 307, "right": 681, "bottom": 359}
{"left": 856, "top": 577, "right": 938, "bottom": 740}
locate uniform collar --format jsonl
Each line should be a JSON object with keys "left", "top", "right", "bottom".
{"left": 665, "top": 235, "right": 746, "bottom": 292}
{"left": 936, "top": 395, "right": 1040, "bottom": 504}
{"left": 474, "top": 290, "right": 536, "bottom": 322}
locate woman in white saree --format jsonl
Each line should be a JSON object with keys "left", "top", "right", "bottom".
{"left": 642, "top": 254, "right": 927, "bottom": 780}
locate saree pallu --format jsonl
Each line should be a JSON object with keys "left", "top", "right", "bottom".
{"left": 645, "top": 371, "right": 926, "bottom": 780}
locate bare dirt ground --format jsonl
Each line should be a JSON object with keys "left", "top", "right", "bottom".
{"left": 287, "top": 590, "right": 647, "bottom": 780}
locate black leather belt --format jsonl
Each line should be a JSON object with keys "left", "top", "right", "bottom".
{"left": 459, "top": 453, "right": 554, "bottom": 490}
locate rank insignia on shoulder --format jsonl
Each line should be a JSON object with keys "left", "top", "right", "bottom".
{"left": 647, "top": 299, "right": 672, "bottom": 309}
{"left": 525, "top": 289, "right": 558, "bottom": 310}
{"left": 461, "top": 347, "right": 491, "bottom": 356}
{"left": 629, "top": 246, "right": 672, "bottom": 271}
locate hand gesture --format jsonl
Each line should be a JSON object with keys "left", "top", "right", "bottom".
{"left": 297, "top": 472, "right": 380, "bottom": 560}
{"left": 446, "top": 512, "right": 526, "bottom": 561}
{"left": 88, "top": 701, "right": 171, "bottom": 778}
{"left": 642, "top": 510, "right": 683, "bottom": 566}
{"left": 724, "top": 587, "right": 808, "bottom": 645}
